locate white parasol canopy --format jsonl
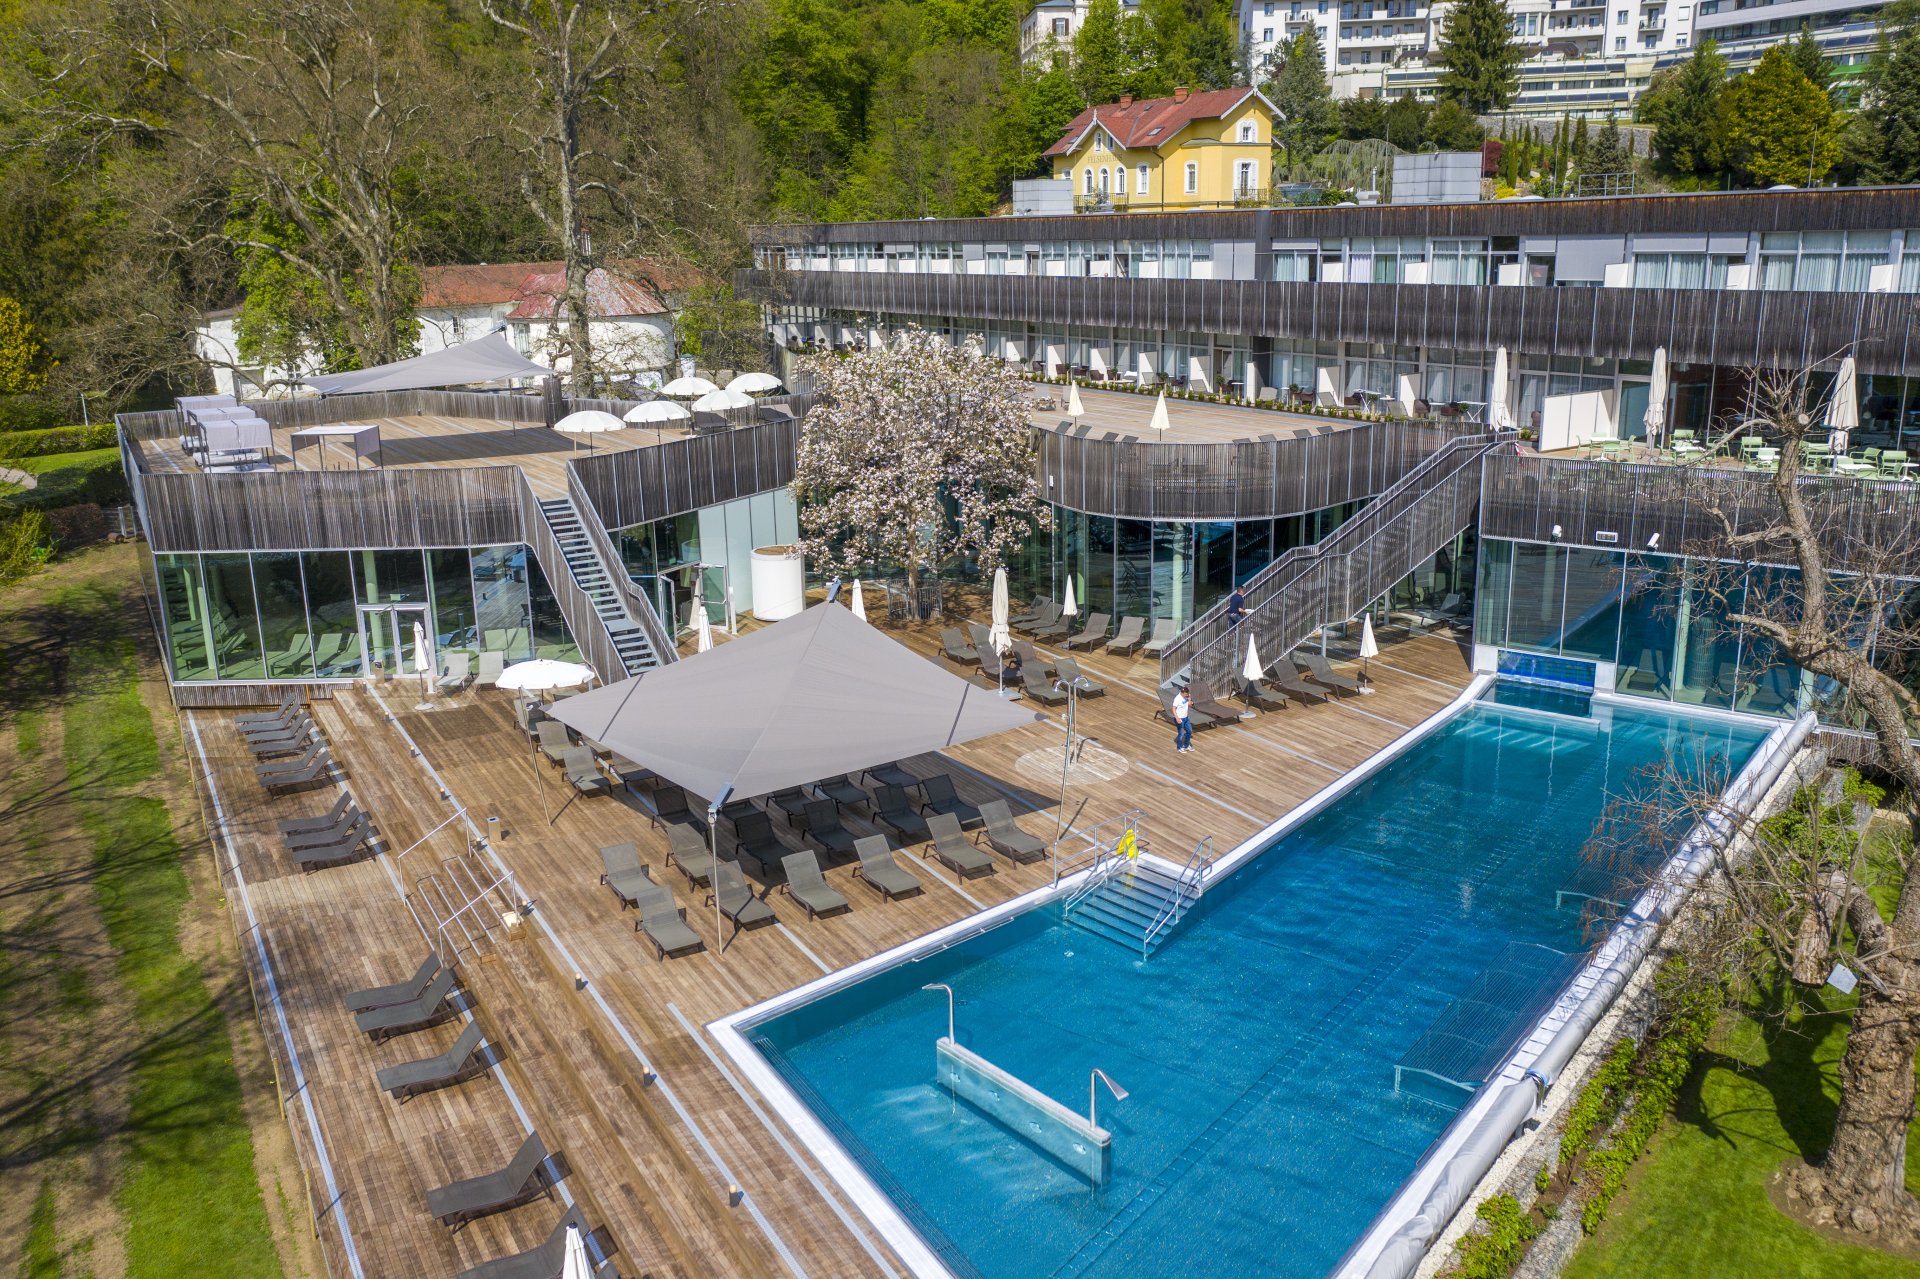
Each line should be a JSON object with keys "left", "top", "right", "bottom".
{"left": 1359, "top": 613, "right": 1379, "bottom": 660}
{"left": 1827, "top": 356, "right": 1859, "bottom": 454}
{"left": 553, "top": 409, "right": 624, "bottom": 452}
{"left": 1062, "top": 576, "right": 1079, "bottom": 618}
{"left": 1242, "top": 633, "right": 1263, "bottom": 684}
{"left": 412, "top": 622, "right": 430, "bottom": 675}
{"left": 1148, "top": 389, "right": 1171, "bottom": 432}
{"left": 624, "top": 399, "right": 690, "bottom": 424}
{"left": 1067, "top": 381, "right": 1086, "bottom": 420}
{"left": 1489, "top": 347, "right": 1515, "bottom": 429}
{"left": 1643, "top": 347, "right": 1669, "bottom": 443}
{"left": 850, "top": 578, "right": 867, "bottom": 622}
{"left": 726, "top": 371, "right": 784, "bottom": 395}
{"left": 496, "top": 658, "right": 596, "bottom": 693}
{"left": 694, "top": 604, "right": 714, "bottom": 652}
{"left": 989, "top": 566, "right": 1011, "bottom": 655}
{"left": 692, "top": 387, "right": 755, "bottom": 413}
{"left": 561, "top": 1223, "right": 592, "bottom": 1279}
{"left": 660, "top": 375, "right": 719, "bottom": 398}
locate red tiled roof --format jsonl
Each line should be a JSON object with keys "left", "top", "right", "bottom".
{"left": 504, "top": 267, "right": 669, "bottom": 320}
{"left": 417, "top": 259, "right": 704, "bottom": 312}
{"left": 1042, "top": 87, "right": 1269, "bottom": 158}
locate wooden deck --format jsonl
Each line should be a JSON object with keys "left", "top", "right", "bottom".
{"left": 145, "top": 413, "right": 691, "bottom": 500}
{"left": 1029, "top": 385, "right": 1366, "bottom": 444}
{"left": 184, "top": 623, "right": 1473, "bottom": 1279}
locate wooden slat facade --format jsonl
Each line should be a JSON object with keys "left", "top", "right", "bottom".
{"left": 568, "top": 417, "right": 804, "bottom": 531}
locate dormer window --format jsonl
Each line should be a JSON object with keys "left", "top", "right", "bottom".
{"left": 1239, "top": 121, "right": 1259, "bottom": 143}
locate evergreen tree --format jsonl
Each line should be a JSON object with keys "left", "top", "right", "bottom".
{"left": 1582, "top": 113, "right": 1633, "bottom": 182}
{"left": 1073, "top": 0, "right": 1127, "bottom": 105}
{"left": 1435, "top": 0, "right": 1523, "bottom": 112}
{"left": 1723, "top": 45, "right": 1842, "bottom": 186}
{"left": 1425, "top": 99, "right": 1485, "bottom": 150}
{"left": 1339, "top": 95, "right": 1386, "bottom": 141}
{"left": 1572, "top": 115, "right": 1590, "bottom": 164}
{"left": 1270, "top": 28, "right": 1336, "bottom": 159}
{"left": 1861, "top": 30, "right": 1920, "bottom": 182}
{"left": 1641, "top": 40, "right": 1728, "bottom": 183}
{"left": 1383, "top": 94, "right": 1428, "bottom": 149}
{"left": 1787, "top": 23, "right": 1833, "bottom": 100}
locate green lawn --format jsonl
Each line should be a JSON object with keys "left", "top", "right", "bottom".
{"left": 14, "top": 447, "right": 119, "bottom": 476}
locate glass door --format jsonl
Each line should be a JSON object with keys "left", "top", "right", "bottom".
{"left": 1617, "top": 379, "right": 1652, "bottom": 440}
{"left": 357, "top": 604, "right": 434, "bottom": 680}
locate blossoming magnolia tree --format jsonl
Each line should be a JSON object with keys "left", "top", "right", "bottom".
{"left": 792, "top": 328, "right": 1050, "bottom": 615}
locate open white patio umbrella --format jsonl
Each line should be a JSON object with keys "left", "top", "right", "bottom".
{"left": 692, "top": 387, "right": 755, "bottom": 414}
{"left": 694, "top": 604, "right": 714, "bottom": 652}
{"left": 1489, "top": 347, "right": 1515, "bottom": 429}
{"left": 553, "top": 409, "right": 624, "bottom": 452}
{"left": 726, "top": 371, "right": 784, "bottom": 395}
{"left": 497, "top": 658, "right": 596, "bottom": 693}
{"left": 1062, "top": 576, "right": 1079, "bottom": 619}
{"left": 624, "top": 400, "right": 690, "bottom": 424}
{"left": 561, "top": 1223, "right": 592, "bottom": 1279}
{"left": 850, "top": 578, "right": 867, "bottom": 622}
{"left": 1827, "top": 356, "right": 1859, "bottom": 454}
{"left": 1359, "top": 612, "right": 1379, "bottom": 692}
{"left": 989, "top": 566, "right": 1011, "bottom": 655}
{"left": 1148, "top": 389, "right": 1171, "bottom": 433}
{"left": 1067, "top": 380, "right": 1086, "bottom": 424}
{"left": 660, "top": 375, "right": 719, "bottom": 398}
{"left": 1242, "top": 633, "right": 1263, "bottom": 686}
{"left": 1644, "top": 347, "right": 1670, "bottom": 445}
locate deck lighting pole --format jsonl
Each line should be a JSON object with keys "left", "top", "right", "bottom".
{"left": 709, "top": 787, "right": 731, "bottom": 959}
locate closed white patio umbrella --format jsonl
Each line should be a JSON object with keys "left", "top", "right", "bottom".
{"left": 989, "top": 566, "right": 1011, "bottom": 655}
{"left": 726, "top": 371, "right": 784, "bottom": 395}
{"left": 692, "top": 387, "right": 755, "bottom": 414}
{"left": 553, "top": 409, "right": 624, "bottom": 452}
{"left": 694, "top": 604, "right": 714, "bottom": 652}
{"left": 1643, "top": 347, "right": 1670, "bottom": 444}
{"left": 1242, "top": 633, "right": 1263, "bottom": 685}
{"left": 1067, "top": 380, "right": 1086, "bottom": 424}
{"left": 660, "top": 375, "right": 719, "bottom": 398}
{"left": 1489, "top": 347, "right": 1515, "bottom": 429}
{"left": 412, "top": 622, "right": 434, "bottom": 710}
{"left": 561, "top": 1223, "right": 592, "bottom": 1279}
{"left": 850, "top": 578, "right": 867, "bottom": 622}
{"left": 1827, "top": 356, "right": 1859, "bottom": 455}
{"left": 1359, "top": 612, "right": 1379, "bottom": 692}
{"left": 1148, "top": 389, "right": 1171, "bottom": 433}
{"left": 1062, "top": 576, "right": 1079, "bottom": 619}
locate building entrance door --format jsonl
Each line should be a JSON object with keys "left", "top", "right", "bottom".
{"left": 357, "top": 604, "right": 434, "bottom": 681}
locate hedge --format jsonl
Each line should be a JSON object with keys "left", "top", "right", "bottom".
{"left": 0, "top": 394, "right": 70, "bottom": 434}
{"left": 1, "top": 449, "right": 127, "bottom": 513}
{"left": 0, "top": 422, "right": 116, "bottom": 460}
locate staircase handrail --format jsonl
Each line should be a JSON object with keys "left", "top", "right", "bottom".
{"left": 1052, "top": 807, "right": 1147, "bottom": 888}
{"left": 1160, "top": 430, "right": 1507, "bottom": 685}
{"left": 517, "top": 478, "right": 628, "bottom": 683}
{"left": 1142, "top": 834, "right": 1213, "bottom": 957}
{"left": 565, "top": 470, "right": 679, "bottom": 666}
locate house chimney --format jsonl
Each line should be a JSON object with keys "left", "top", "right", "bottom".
{"left": 1172, "top": 85, "right": 1189, "bottom": 103}
{"left": 1119, "top": 93, "right": 1133, "bottom": 108}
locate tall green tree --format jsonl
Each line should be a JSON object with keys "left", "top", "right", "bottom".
{"left": 1268, "top": 28, "right": 1335, "bottom": 159}
{"left": 1787, "top": 23, "right": 1834, "bottom": 99}
{"left": 1582, "top": 114, "right": 1633, "bottom": 180}
{"left": 1723, "top": 45, "right": 1842, "bottom": 187}
{"left": 1434, "top": 0, "right": 1523, "bottom": 113}
{"left": 1425, "top": 99, "right": 1485, "bottom": 151}
{"left": 1852, "top": 24, "right": 1920, "bottom": 182}
{"left": 1073, "top": 0, "right": 1127, "bottom": 105}
{"left": 1640, "top": 40, "right": 1729, "bottom": 183}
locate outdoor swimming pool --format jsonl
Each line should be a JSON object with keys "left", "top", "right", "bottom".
{"left": 746, "top": 691, "right": 1770, "bottom": 1279}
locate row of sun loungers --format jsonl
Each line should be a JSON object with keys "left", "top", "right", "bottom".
{"left": 1156, "top": 649, "right": 1369, "bottom": 730}
{"left": 240, "top": 702, "right": 339, "bottom": 793}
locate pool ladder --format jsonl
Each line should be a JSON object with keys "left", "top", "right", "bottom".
{"left": 1064, "top": 835, "right": 1212, "bottom": 959}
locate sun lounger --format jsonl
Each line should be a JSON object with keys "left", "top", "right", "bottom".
{"left": 730, "top": 810, "right": 787, "bottom": 879}
{"left": 535, "top": 720, "right": 574, "bottom": 765}
{"left": 237, "top": 697, "right": 300, "bottom": 727}
{"left": 1054, "top": 656, "right": 1105, "bottom": 696}
{"left": 561, "top": 747, "right": 609, "bottom": 797}
{"left": 1294, "top": 650, "right": 1361, "bottom": 696}
{"left": 1265, "top": 662, "right": 1329, "bottom": 704}
{"left": 1015, "top": 600, "right": 1062, "bottom": 635}
{"left": 768, "top": 786, "right": 811, "bottom": 828}
{"left": 966, "top": 622, "right": 994, "bottom": 650}
{"left": 513, "top": 698, "right": 544, "bottom": 735}
{"left": 289, "top": 815, "right": 374, "bottom": 870}
{"left": 1060, "top": 612, "right": 1111, "bottom": 650}
{"left": 974, "top": 643, "right": 1015, "bottom": 686}
{"left": 780, "top": 851, "right": 850, "bottom": 920}
{"left": 456, "top": 1206, "right": 616, "bottom": 1279}
{"left": 278, "top": 791, "right": 352, "bottom": 836}
{"left": 255, "top": 741, "right": 325, "bottom": 779}
{"left": 475, "top": 650, "right": 504, "bottom": 689}
{"left": 1008, "top": 595, "right": 1052, "bottom": 628}
{"left": 815, "top": 774, "right": 868, "bottom": 808}
{"left": 248, "top": 731, "right": 314, "bottom": 759}
{"left": 344, "top": 953, "right": 442, "bottom": 1013}
{"left": 977, "top": 800, "right": 1046, "bottom": 864}
{"left": 1140, "top": 618, "right": 1179, "bottom": 657}
{"left": 1105, "top": 616, "right": 1147, "bottom": 656}
{"left": 377, "top": 1020, "right": 489, "bottom": 1103}
{"left": 925, "top": 812, "right": 995, "bottom": 878}
{"left": 1241, "top": 678, "right": 1290, "bottom": 712}
{"left": 437, "top": 651, "right": 472, "bottom": 692}
{"left": 259, "top": 745, "right": 334, "bottom": 791}
{"left": 240, "top": 710, "right": 309, "bottom": 740}
{"left": 708, "top": 859, "right": 775, "bottom": 935}
{"left": 1011, "top": 639, "right": 1054, "bottom": 676}
{"left": 634, "top": 881, "right": 704, "bottom": 959}
{"left": 666, "top": 822, "right": 715, "bottom": 887}
{"left": 651, "top": 784, "right": 705, "bottom": 833}
{"left": 356, "top": 966, "right": 458, "bottom": 1042}
{"left": 1028, "top": 609, "right": 1075, "bottom": 640}
{"left": 852, "top": 835, "right": 923, "bottom": 901}
{"left": 426, "top": 1132, "right": 562, "bottom": 1229}
{"left": 1155, "top": 686, "right": 1230, "bottom": 730}
{"left": 1187, "top": 679, "right": 1243, "bottom": 723}
{"left": 940, "top": 627, "right": 979, "bottom": 665}
{"left": 800, "top": 800, "right": 858, "bottom": 860}
{"left": 1021, "top": 669, "right": 1068, "bottom": 704}
{"left": 599, "top": 842, "right": 650, "bottom": 909}
{"left": 871, "top": 784, "right": 931, "bottom": 843}
{"left": 920, "top": 774, "right": 983, "bottom": 829}
{"left": 605, "top": 754, "right": 656, "bottom": 791}
{"left": 864, "top": 760, "right": 919, "bottom": 790}
{"left": 282, "top": 805, "right": 361, "bottom": 849}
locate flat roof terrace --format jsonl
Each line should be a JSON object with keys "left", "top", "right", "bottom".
{"left": 1029, "top": 385, "right": 1367, "bottom": 445}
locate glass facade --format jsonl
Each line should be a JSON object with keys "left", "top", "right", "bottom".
{"left": 154, "top": 545, "right": 565, "bottom": 682}
{"left": 617, "top": 490, "right": 800, "bottom": 630}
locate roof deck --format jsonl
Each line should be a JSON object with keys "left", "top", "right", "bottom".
{"left": 185, "top": 617, "right": 1472, "bottom": 1279}
{"left": 1030, "top": 384, "right": 1368, "bottom": 445}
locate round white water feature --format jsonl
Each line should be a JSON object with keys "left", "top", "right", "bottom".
{"left": 750, "top": 545, "right": 805, "bottom": 621}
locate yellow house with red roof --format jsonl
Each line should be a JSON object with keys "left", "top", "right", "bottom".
{"left": 1044, "top": 85, "right": 1278, "bottom": 212}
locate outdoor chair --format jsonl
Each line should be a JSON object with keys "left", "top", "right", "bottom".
{"left": 1155, "top": 685, "right": 1230, "bottom": 730}
{"left": 1014, "top": 601, "right": 1062, "bottom": 636}
{"left": 1105, "top": 616, "right": 1147, "bottom": 656}
{"left": 814, "top": 774, "right": 868, "bottom": 809}
{"left": 1241, "top": 678, "right": 1290, "bottom": 713}
{"left": 437, "top": 652, "right": 472, "bottom": 692}
{"left": 1060, "top": 612, "right": 1111, "bottom": 650}
{"left": 920, "top": 774, "right": 983, "bottom": 829}
{"left": 1294, "top": 650, "right": 1362, "bottom": 696}
{"left": 258, "top": 745, "right": 334, "bottom": 792}
{"left": 864, "top": 760, "right": 920, "bottom": 790}
{"left": 708, "top": 859, "right": 776, "bottom": 936}
{"left": 278, "top": 793, "right": 353, "bottom": 838}
{"left": 455, "top": 1207, "right": 615, "bottom": 1279}
{"left": 535, "top": 721, "right": 575, "bottom": 766}
{"left": 426, "top": 1132, "right": 563, "bottom": 1230}
{"left": 513, "top": 698, "right": 544, "bottom": 736}
{"left": 605, "top": 755, "right": 656, "bottom": 793}
{"left": 238, "top": 697, "right": 300, "bottom": 728}
{"left": 475, "top": 650, "right": 504, "bottom": 689}
{"left": 1140, "top": 618, "right": 1179, "bottom": 658}
{"left": 598, "top": 842, "right": 650, "bottom": 909}
{"left": 800, "top": 799, "right": 858, "bottom": 861}
{"left": 872, "top": 784, "right": 932, "bottom": 843}
{"left": 634, "top": 882, "right": 704, "bottom": 960}
{"left": 289, "top": 815, "right": 375, "bottom": 871}
{"left": 240, "top": 708, "right": 308, "bottom": 739}
{"left": 977, "top": 800, "right": 1046, "bottom": 865}
{"left": 1054, "top": 656, "right": 1105, "bottom": 696}
{"left": 1011, "top": 639, "right": 1055, "bottom": 677}
{"left": 377, "top": 1021, "right": 489, "bottom": 1103}
{"left": 356, "top": 967, "right": 459, "bottom": 1043}
{"left": 651, "top": 784, "right": 705, "bottom": 834}
{"left": 1264, "top": 661, "right": 1329, "bottom": 704}
{"left": 780, "top": 851, "right": 851, "bottom": 920}
{"left": 925, "top": 812, "right": 995, "bottom": 878}
{"left": 282, "top": 805, "right": 362, "bottom": 849}
{"left": 967, "top": 621, "right": 994, "bottom": 650}
{"left": 730, "top": 810, "right": 788, "bottom": 880}
{"left": 344, "top": 954, "right": 443, "bottom": 1014}
{"left": 1007, "top": 595, "right": 1051, "bottom": 627}
{"left": 940, "top": 628, "right": 980, "bottom": 665}
{"left": 768, "top": 786, "right": 811, "bottom": 828}
{"left": 1881, "top": 449, "right": 1911, "bottom": 479}
{"left": 1021, "top": 669, "right": 1068, "bottom": 705}
{"left": 561, "top": 747, "right": 609, "bottom": 798}
{"left": 852, "top": 835, "right": 923, "bottom": 901}
{"left": 666, "top": 822, "right": 716, "bottom": 887}
{"left": 1028, "top": 609, "right": 1075, "bottom": 641}
{"left": 1186, "top": 679, "right": 1243, "bottom": 724}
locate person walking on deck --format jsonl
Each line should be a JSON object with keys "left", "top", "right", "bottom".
{"left": 1172, "top": 687, "right": 1193, "bottom": 753}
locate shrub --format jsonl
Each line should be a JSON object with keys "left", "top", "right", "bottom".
{"left": 0, "top": 509, "right": 53, "bottom": 584}
{"left": 1559, "top": 1036, "right": 1637, "bottom": 1171}
{"left": 1449, "top": 1194, "right": 1539, "bottom": 1279}
{"left": 2, "top": 449, "right": 127, "bottom": 513}
{"left": 0, "top": 422, "right": 115, "bottom": 460}
{"left": 46, "top": 503, "right": 109, "bottom": 548}
{"left": 0, "top": 394, "right": 67, "bottom": 433}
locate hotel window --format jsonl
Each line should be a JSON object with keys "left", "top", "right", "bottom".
{"left": 1898, "top": 232, "right": 1920, "bottom": 291}
{"left": 985, "top": 245, "right": 1008, "bottom": 275}
{"left": 1085, "top": 167, "right": 1096, "bottom": 194}
{"left": 1184, "top": 162, "right": 1198, "bottom": 193}
{"left": 1272, "top": 248, "right": 1315, "bottom": 281}
{"left": 1115, "top": 166, "right": 1127, "bottom": 196}
{"left": 1761, "top": 230, "right": 1890, "bottom": 292}
{"left": 1264, "top": 25, "right": 1275, "bottom": 39}
{"left": 1630, "top": 252, "right": 1728, "bottom": 290}
{"left": 1431, "top": 238, "right": 1490, "bottom": 285}
{"left": 1239, "top": 120, "right": 1258, "bottom": 142}
{"left": 1138, "top": 163, "right": 1150, "bottom": 195}
{"left": 1052, "top": 17, "right": 1069, "bottom": 35}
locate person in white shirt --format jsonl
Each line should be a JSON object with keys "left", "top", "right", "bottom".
{"left": 1171, "top": 687, "right": 1193, "bottom": 753}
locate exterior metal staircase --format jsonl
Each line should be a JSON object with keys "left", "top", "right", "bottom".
{"left": 533, "top": 496, "right": 664, "bottom": 678}
{"left": 1064, "top": 836, "right": 1211, "bottom": 959}
{"left": 1159, "top": 429, "right": 1511, "bottom": 692}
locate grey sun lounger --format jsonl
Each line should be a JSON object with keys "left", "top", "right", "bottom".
{"left": 666, "top": 822, "right": 716, "bottom": 887}
{"left": 708, "top": 860, "right": 776, "bottom": 935}
{"left": 1015, "top": 600, "right": 1062, "bottom": 635}
{"left": 1060, "top": 612, "right": 1111, "bottom": 650}
{"left": 282, "top": 805, "right": 362, "bottom": 849}
{"left": 974, "top": 643, "right": 1015, "bottom": 685}
{"left": 1295, "top": 650, "right": 1362, "bottom": 695}
{"left": 864, "top": 760, "right": 919, "bottom": 790}
{"left": 1140, "top": 618, "right": 1179, "bottom": 657}
{"left": 940, "top": 627, "right": 979, "bottom": 665}
{"left": 377, "top": 1020, "right": 488, "bottom": 1102}
{"left": 1187, "top": 679, "right": 1243, "bottom": 724}
{"left": 259, "top": 746, "right": 335, "bottom": 791}
{"left": 237, "top": 697, "right": 300, "bottom": 727}
{"left": 634, "top": 881, "right": 704, "bottom": 960}
{"left": 1022, "top": 669, "right": 1068, "bottom": 704}
{"left": 977, "top": 800, "right": 1046, "bottom": 864}
{"left": 1028, "top": 609, "right": 1075, "bottom": 640}
{"left": 357, "top": 966, "right": 458, "bottom": 1042}
{"left": 456, "top": 1206, "right": 615, "bottom": 1279}
{"left": 437, "top": 651, "right": 472, "bottom": 692}
{"left": 1241, "top": 678, "right": 1290, "bottom": 712}
{"left": 853, "top": 835, "right": 923, "bottom": 901}
{"left": 731, "top": 810, "right": 787, "bottom": 879}
{"left": 800, "top": 800, "right": 858, "bottom": 860}
{"left": 651, "top": 784, "right": 705, "bottom": 833}
{"left": 1156, "top": 686, "right": 1230, "bottom": 730}
{"left": 872, "top": 784, "right": 931, "bottom": 843}
{"left": 1008, "top": 595, "right": 1052, "bottom": 628}
{"left": 240, "top": 711, "right": 310, "bottom": 741}
{"left": 278, "top": 791, "right": 352, "bottom": 836}
{"left": 599, "top": 842, "right": 650, "bottom": 909}
{"left": 289, "top": 815, "right": 374, "bottom": 870}
{"left": 426, "top": 1131, "right": 563, "bottom": 1229}
{"left": 920, "top": 774, "right": 983, "bottom": 829}
{"left": 475, "top": 650, "right": 504, "bottom": 689}
{"left": 768, "top": 786, "right": 811, "bottom": 828}
{"left": 1265, "top": 662, "right": 1329, "bottom": 704}
{"left": 926, "top": 813, "right": 995, "bottom": 878}
{"left": 344, "top": 953, "right": 442, "bottom": 1013}
{"left": 248, "top": 731, "right": 313, "bottom": 760}
{"left": 1104, "top": 616, "right": 1147, "bottom": 656}
{"left": 1054, "top": 656, "right": 1105, "bottom": 696}
{"left": 562, "top": 747, "right": 609, "bottom": 797}
{"left": 536, "top": 720, "right": 574, "bottom": 765}
{"left": 255, "top": 740, "right": 325, "bottom": 779}
{"left": 815, "top": 774, "right": 868, "bottom": 808}
{"left": 780, "top": 851, "right": 850, "bottom": 920}
{"left": 1011, "top": 640, "right": 1054, "bottom": 676}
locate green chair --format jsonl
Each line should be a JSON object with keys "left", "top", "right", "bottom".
{"left": 1879, "top": 449, "right": 1911, "bottom": 479}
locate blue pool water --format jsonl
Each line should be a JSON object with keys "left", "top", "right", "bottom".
{"left": 752, "top": 694, "right": 1768, "bottom": 1279}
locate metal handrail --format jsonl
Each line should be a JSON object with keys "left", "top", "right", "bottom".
{"left": 1051, "top": 807, "right": 1147, "bottom": 888}
{"left": 566, "top": 470, "right": 679, "bottom": 666}
{"left": 1142, "top": 834, "right": 1212, "bottom": 956}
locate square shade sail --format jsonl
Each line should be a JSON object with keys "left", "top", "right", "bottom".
{"left": 301, "top": 333, "right": 551, "bottom": 396}
{"left": 547, "top": 604, "right": 1042, "bottom": 803}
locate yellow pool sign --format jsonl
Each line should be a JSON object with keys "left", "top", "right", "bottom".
{"left": 1116, "top": 823, "right": 1139, "bottom": 861}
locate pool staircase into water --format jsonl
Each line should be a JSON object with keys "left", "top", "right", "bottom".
{"left": 1063, "top": 836, "right": 1212, "bottom": 958}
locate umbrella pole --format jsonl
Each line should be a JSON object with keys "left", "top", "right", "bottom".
{"left": 529, "top": 735, "right": 553, "bottom": 827}
{"left": 709, "top": 788, "right": 731, "bottom": 960}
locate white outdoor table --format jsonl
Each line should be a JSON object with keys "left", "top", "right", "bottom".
{"left": 289, "top": 423, "right": 383, "bottom": 470}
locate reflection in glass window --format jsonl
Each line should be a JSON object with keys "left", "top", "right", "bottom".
{"left": 428, "top": 549, "right": 476, "bottom": 653}
{"left": 156, "top": 553, "right": 215, "bottom": 680}
{"left": 203, "top": 553, "right": 265, "bottom": 679}
{"left": 471, "top": 545, "right": 533, "bottom": 659}
{"left": 253, "top": 552, "right": 314, "bottom": 679}
{"left": 301, "top": 552, "right": 363, "bottom": 676}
